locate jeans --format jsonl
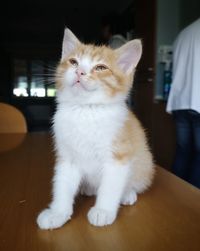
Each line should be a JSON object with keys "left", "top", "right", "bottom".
{"left": 172, "top": 110, "right": 200, "bottom": 188}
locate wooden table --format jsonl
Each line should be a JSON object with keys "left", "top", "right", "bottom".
{"left": 0, "top": 133, "right": 200, "bottom": 251}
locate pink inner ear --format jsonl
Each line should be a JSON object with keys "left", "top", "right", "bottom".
{"left": 117, "top": 40, "right": 142, "bottom": 74}
{"left": 61, "top": 28, "right": 80, "bottom": 60}
{"left": 118, "top": 52, "right": 134, "bottom": 71}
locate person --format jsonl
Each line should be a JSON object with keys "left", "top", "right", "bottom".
{"left": 101, "top": 12, "right": 127, "bottom": 49}
{"left": 166, "top": 18, "right": 200, "bottom": 188}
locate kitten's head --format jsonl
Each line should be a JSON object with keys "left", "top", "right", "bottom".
{"left": 56, "top": 28, "right": 142, "bottom": 105}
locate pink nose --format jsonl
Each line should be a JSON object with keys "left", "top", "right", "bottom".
{"left": 75, "top": 68, "right": 86, "bottom": 77}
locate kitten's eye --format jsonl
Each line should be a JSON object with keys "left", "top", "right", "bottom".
{"left": 94, "top": 64, "right": 108, "bottom": 71}
{"left": 69, "top": 58, "right": 78, "bottom": 67}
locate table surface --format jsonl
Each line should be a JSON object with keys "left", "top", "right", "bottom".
{"left": 0, "top": 133, "right": 200, "bottom": 251}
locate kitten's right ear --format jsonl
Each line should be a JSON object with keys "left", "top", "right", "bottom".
{"left": 115, "top": 39, "right": 142, "bottom": 74}
{"left": 61, "top": 28, "right": 80, "bottom": 60}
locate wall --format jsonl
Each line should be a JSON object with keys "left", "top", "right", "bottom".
{"left": 155, "top": 0, "right": 180, "bottom": 98}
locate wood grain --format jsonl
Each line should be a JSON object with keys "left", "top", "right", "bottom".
{"left": 0, "top": 133, "right": 200, "bottom": 251}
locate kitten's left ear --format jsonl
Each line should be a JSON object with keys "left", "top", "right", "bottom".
{"left": 115, "top": 39, "right": 142, "bottom": 74}
{"left": 61, "top": 28, "right": 81, "bottom": 60}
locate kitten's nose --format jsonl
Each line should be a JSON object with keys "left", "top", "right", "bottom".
{"left": 75, "top": 68, "right": 86, "bottom": 77}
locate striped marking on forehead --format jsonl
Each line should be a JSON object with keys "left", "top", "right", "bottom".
{"left": 72, "top": 46, "right": 110, "bottom": 72}
{"left": 77, "top": 56, "right": 96, "bottom": 72}
{"left": 74, "top": 44, "right": 116, "bottom": 64}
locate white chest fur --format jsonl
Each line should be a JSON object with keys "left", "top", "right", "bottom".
{"left": 53, "top": 103, "right": 127, "bottom": 172}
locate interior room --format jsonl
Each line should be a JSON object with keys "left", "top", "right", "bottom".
{"left": 0, "top": 0, "right": 200, "bottom": 250}
{"left": 1, "top": 0, "right": 200, "bottom": 169}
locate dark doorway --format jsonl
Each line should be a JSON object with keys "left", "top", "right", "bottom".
{"left": 0, "top": 0, "right": 156, "bottom": 132}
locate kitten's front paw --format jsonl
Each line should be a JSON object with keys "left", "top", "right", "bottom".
{"left": 37, "top": 208, "right": 71, "bottom": 230}
{"left": 87, "top": 207, "right": 117, "bottom": 227}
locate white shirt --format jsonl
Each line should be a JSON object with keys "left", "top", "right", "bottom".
{"left": 166, "top": 18, "right": 200, "bottom": 113}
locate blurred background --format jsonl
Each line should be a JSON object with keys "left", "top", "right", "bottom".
{"left": 0, "top": 0, "right": 200, "bottom": 170}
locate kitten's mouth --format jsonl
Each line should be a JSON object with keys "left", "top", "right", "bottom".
{"left": 72, "top": 80, "right": 96, "bottom": 92}
{"left": 72, "top": 80, "right": 88, "bottom": 91}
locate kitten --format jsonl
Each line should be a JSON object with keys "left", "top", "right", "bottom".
{"left": 37, "top": 28, "right": 155, "bottom": 228}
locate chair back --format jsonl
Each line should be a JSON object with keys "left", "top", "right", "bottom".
{"left": 0, "top": 103, "right": 27, "bottom": 133}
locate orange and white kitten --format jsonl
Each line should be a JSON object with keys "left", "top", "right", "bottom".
{"left": 37, "top": 28, "right": 154, "bottom": 229}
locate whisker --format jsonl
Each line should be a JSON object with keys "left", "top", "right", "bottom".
{"left": 31, "top": 81, "right": 56, "bottom": 87}
{"left": 42, "top": 61, "right": 57, "bottom": 67}
{"left": 44, "top": 64, "right": 58, "bottom": 71}
{"left": 31, "top": 62, "right": 58, "bottom": 76}
{"left": 43, "top": 62, "right": 58, "bottom": 68}
{"left": 32, "top": 77, "right": 63, "bottom": 82}
{"left": 44, "top": 82, "right": 56, "bottom": 86}
{"left": 32, "top": 76, "right": 55, "bottom": 80}
{"left": 32, "top": 76, "right": 64, "bottom": 86}
{"left": 33, "top": 74, "right": 56, "bottom": 77}
{"left": 30, "top": 61, "right": 60, "bottom": 89}
{"left": 32, "top": 79, "right": 57, "bottom": 83}
{"left": 32, "top": 80, "right": 55, "bottom": 85}
{"left": 46, "top": 67, "right": 57, "bottom": 72}
{"left": 32, "top": 73, "right": 62, "bottom": 78}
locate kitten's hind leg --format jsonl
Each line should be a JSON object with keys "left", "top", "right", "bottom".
{"left": 121, "top": 189, "right": 137, "bottom": 206}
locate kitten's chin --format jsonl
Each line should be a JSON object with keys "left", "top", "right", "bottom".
{"left": 57, "top": 89, "right": 126, "bottom": 106}
{"left": 71, "top": 81, "right": 97, "bottom": 93}
{"left": 57, "top": 81, "right": 127, "bottom": 105}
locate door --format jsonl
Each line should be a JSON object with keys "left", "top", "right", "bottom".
{"left": 132, "top": 0, "right": 156, "bottom": 146}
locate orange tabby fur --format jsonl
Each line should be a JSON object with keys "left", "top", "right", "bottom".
{"left": 113, "top": 110, "right": 154, "bottom": 192}
{"left": 56, "top": 44, "right": 132, "bottom": 97}
{"left": 37, "top": 28, "right": 155, "bottom": 229}
{"left": 56, "top": 41, "right": 154, "bottom": 193}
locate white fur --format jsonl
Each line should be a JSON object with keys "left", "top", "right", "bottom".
{"left": 37, "top": 101, "right": 134, "bottom": 228}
